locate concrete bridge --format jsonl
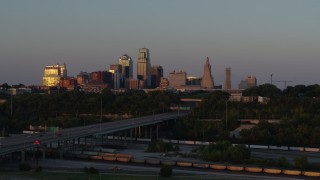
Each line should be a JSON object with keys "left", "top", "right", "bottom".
{"left": 0, "top": 111, "right": 188, "bottom": 161}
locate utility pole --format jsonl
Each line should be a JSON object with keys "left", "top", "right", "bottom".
{"left": 270, "top": 74, "right": 273, "bottom": 85}
{"left": 100, "top": 97, "right": 102, "bottom": 131}
{"left": 225, "top": 100, "right": 228, "bottom": 131}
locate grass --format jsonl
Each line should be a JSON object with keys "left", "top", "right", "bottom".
{"left": 0, "top": 171, "right": 231, "bottom": 180}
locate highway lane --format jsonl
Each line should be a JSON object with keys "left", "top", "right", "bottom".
{"left": 0, "top": 111, "right": 188, "bottom": 155}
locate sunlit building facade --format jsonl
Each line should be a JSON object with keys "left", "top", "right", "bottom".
{"left": 42, "top": 63, "right": 67, "bottom": 87}
{"left": 118, "top": 54, "right": 133, "bottom": 79}
{"left": 137, "top": 48, "right": 151, "bottom": 87}
{"left": 168, "top": 70, "right": 187, "bottom": 89}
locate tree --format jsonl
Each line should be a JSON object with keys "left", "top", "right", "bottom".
{"left": 160, "top": 165, "right": 172, "bottom": 177}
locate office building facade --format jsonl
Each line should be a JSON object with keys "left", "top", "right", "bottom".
{"left": 42, "top": 63, "right": 67, "bottom": 87}
{"left": 137, "top": 48, "right": 151, "bottom": 87}
{"left": 118, "top": 54, "right": 133, "bottom": 79}
{"left": 168, "top": 70, "right": 187, "bottom": 89}
{"left": 150, "top": 65, "right": 163, "bottom": 88}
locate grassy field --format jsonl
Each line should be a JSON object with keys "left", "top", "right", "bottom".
{"left": 0, "top": 171, "right": 229, "bottom": 180}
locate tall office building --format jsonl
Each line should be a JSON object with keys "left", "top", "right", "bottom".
{"left": 201, "top": 57, "right": 214, "bottom": 89}
{"left": 42, "top": 63, "right": 67, "bottom": 87}
{"left": 77, "top": 72, "right": 90, "bottom": 85}
{"left": 246, "top": 76, "right": 257, "bottom": 88}
{"left": 109, "top": 64, "right": 122, "bottom": 89}
{"left": 168, "top": 70, "right": 187, "bottom": 89}
{"left": 137, "top": 48, "right": 151, "bottom": 87}
{"left": 118, "top": 54, "right": 133, "bottom": 79}
{"left": 238, "top": 75, "right": 257, "bottom": 89}
{"left": 224, "top": 67, "right": 232, "bottom": 90}
{"left": 150, "top": 65, "right": 163, "bottom": 88}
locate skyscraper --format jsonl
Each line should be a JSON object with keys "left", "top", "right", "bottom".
{"left": 246, "top": 76, "right": 257, "bottom": 88}
{"left": 42, "top": 63, "right": 67, "bottom": 87}
{"left": 118, "top": 54, "right": 133, "bottom": 79}
{"left": 150, "top": 65, "right": 163, "bottom": 88}
{"left": 137, "top": 48, "right": 151, "bottom": 87}
{"left": 168, "top": 70, "right": 187, "bottom": 89}
{"left": 109, "top": 64, "right": 122, "bottom": 89}
{"left": 238, "top": 76, "right": 257, "bottom": 89}
{"left": 201, "top": 57, "right": 214, "bottom": 89}
{"left": 224, "top": 67, "right": 232, "bottom": 90}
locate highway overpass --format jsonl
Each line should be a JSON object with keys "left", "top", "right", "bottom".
{"left": 0, "top": 111, "right": 188, "bottom": 156}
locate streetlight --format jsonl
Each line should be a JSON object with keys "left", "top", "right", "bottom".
{"left": 225, "top": 99, "right": 228, "bottom": 131}
{"left": 100, "top": 96, "right": 102, "bottom": 131}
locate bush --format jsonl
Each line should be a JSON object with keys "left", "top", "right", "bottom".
{"left": 147, "top": 139, "right": 176, "bottom": 152}
{"left": 89, "top": 167, "right": 99, "bottom": 174}
{"left": 83, "top": 166, "right": 89, "bottom": 173}
{"left": 160, "top": 165, "right": 172, "bottom": 177}
{"left": 294, "top": 156, "right": 309, "bottom": 170}
{"left": 35, "top": 166, "right": 42, "bottom": 172}
{"left": 200, "top": 141, "right": 250, "bottom": 163}
{"left": 19, "top": 163, "right": 31, "bottom": 171}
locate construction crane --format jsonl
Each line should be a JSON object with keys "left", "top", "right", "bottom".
{"left": 273, "top": 80, "right": 292, "bottom": 89}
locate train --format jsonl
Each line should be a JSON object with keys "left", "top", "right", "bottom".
{"left": 64, "top": 151, "right": 320, "bottom": 177}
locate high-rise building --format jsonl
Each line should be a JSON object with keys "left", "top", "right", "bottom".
{"left": 224, "top": 67, "right": 232, "bottom": 90}
{"left": 160, "top": 77, "right": 169, "bottom": 89}
{"left": 150, "top": 65, "right": 163, "bottom": 88}
{"left": 186, "top": 76, "right": 202, "bottom": 85}
{"left": 137, "top": 48, "right": 151, "bottom": 87}
{"left": 42, "top": 63, "right": 67, "bottom": 87}
{"left": 118, "top": 54, "right": 133, "bottom": 79}
{"left": 238, "top": 76, "right": 257, "bottom": 89}
{"left": 89, "top": 71, "right": 113, "bottom": 86}
{"left": 109, "top": 64, "right": 122, "bottom": 89}
{"left": 246, "top": 76, "right": 257, "bottom": 88}
{"left": 59, "top": 77, "right": 77, "bottom": 91}
{"left": 168, "top": 70, "right": 186, "bottom": 89}
{"left": 77, "top": 72, "right": 90, "bottom": 85}
{"left": 201, "top": 57, "right": 214, "bottom": 89}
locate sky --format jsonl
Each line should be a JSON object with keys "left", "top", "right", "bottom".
{"left": 1, "top": 0, "right": 320, "bottom": 89}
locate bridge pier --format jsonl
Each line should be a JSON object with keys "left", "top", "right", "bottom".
{"left": 42, "top": 146, "right": 46, "bottom": 160}
{"left": 138, "top": 126, "right": 141, "bottom": 138}
{"left": 124, "top": 131, "right": 127, "bottom": 145}
{"left": 149, "top": 126, "right": 153, "bottom": 139}
{"left": 59, "top": 147, "right": 63, "bottom": 160}
{"left": 156, "top": 125, "right": 159, "bottom": 139}
{"left": 21, "top": 150, "right": 25, "bottom": 163}
{"left": 145, "top": 126, "right": 148, "bottom": 138}
{"left": 130, "top": 129, "right": 133, "bottom": 144}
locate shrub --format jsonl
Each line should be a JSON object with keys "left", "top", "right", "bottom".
{"left": 83, "top": 166, "right": 89, "bottom": 173}
{"left": 88, "top": 167, "right": 99, "bottom": 174}
{"left": 160, "top": 165, "right": 172, "bottom": 177}
{"left": 294, "top": 156, "right": 309, "bottom": 170}
{"left": 147, "top": 139, "right": 176, "bottom": 152}
{"left": 36, "top": 166, "right": 42, "bottom": 172}
{"left": 19, "top": 163, "right": 31, "bottom": 171}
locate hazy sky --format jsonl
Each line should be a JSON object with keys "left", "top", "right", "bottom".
{"left": 1, "top": 0, "right": 320, "bottom": 88}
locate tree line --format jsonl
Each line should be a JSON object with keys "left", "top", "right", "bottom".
{"left": 0, "top": 88, "right": 179, "bottom": 133}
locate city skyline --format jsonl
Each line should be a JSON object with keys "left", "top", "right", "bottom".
{"left": 1, "top": 1, "right": 320, "bottom": 88}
